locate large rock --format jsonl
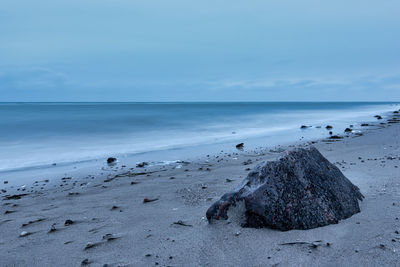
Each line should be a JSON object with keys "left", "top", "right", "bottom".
{"left": 206, "top": 147, "right": 364, "bottom": 230}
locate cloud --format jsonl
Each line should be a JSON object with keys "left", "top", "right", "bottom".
{"left": 0, "top": 67, "right": 69, "bottom": 90}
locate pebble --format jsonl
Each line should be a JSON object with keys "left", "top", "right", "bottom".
{"left": 20, "top": 231, "right": 30, "bottom": 237}
{"left": 65, "top": 219, "right": 74, "bottom": 226}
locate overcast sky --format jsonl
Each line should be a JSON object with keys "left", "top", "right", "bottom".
{"left": 1, "top": 0, "right": 400, "bottom": 101}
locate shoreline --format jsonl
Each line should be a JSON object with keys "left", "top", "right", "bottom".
{"left": 0, "top": 102, "right": 399, "bottom": 179}
{"left": 1, "top": 106, "right": 399, "bottom": 190}
{"left": 0, "top": 110, "right": 399, "bottom": 266}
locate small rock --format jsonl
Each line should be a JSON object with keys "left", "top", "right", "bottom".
{"left": 20, "top": 231, "right": 30, "bottom": 237}
{"left": 65, "top": 219, "right": 74, "bottom": 226}
{"left": 326, "top": 125, "right": 333, "bottom": 130}
{"left": 49, "top": 223, "right": 57, "bottom": 233}
{"left": 81, "top": 258, "right": 90, "bottom": 265}
{"left": 136, "top": 162, "right": 148, "bottom": 168}
{"left": 85, "top": 242, "right": 96, "bottom": 250}
{"left": 107, "top": 157, "right": 117, "bottom": 164}
{"left": 236, "top": 143, "right": 244, "bottom": 149}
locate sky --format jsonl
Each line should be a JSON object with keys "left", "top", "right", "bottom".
{"left": 1, "top": 0, "right": 400, "bottom": 102}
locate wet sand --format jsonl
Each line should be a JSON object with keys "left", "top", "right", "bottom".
{"left": 1, "top": 114, "right": 400, "bottom": 266}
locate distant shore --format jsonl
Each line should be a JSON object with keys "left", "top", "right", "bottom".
{"left": 0, "top": 110, "right": 400, "bottom": 266}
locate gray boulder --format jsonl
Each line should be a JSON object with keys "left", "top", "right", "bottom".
{"left": 206, "top": 147, "right": 364, "bottom": 230}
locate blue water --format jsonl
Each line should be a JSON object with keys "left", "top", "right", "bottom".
{"left": 0, "top": 102, "right": 398, "bottom": 173}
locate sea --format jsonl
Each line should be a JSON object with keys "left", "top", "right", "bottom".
{"left": 0, "top": 102, "right": 399, "bottom": 185}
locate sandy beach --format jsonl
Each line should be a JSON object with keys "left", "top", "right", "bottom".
{"left": 1, "top": 113, "right": 400, "bottom": 267}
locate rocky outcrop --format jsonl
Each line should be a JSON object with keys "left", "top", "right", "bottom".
{"left": 206, "top": 147, "right": 364, "bottom": 231}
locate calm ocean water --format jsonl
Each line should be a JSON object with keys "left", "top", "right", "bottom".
{"left": 0, "top": 102, "right": 398, "bottom": 173}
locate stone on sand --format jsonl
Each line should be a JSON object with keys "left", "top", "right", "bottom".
{"left": 206, "top": 147, "right": 364, "bottom": 231}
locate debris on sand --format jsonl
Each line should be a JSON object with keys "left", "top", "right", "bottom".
{"left": 84, "top": 242, "right": 98, "bottom": 250}
{"left": 22, "top": 218, "right": 46, "bottom": 227}
{"left": 279, "top": 240, "right": 328, "bottom": 249}
{"left": 143, "top": 198, "right": 159, "bottom": 203}
{"left": 173, "top": 220, "right": 193, "bottom": 227}
{"left": 329, "top": 135, "right": 343, "bottom": 139}
{"left": 4, "top": 210, "right": 16, "bottom": 214}
{"left": 206, "top": 147, "right": 364, "bottom": 230}
{"left": 102, "top": 233, "right": 120, "bottom": 241}
{"left": 3, "top": 193, "right": 29, "bottom": 200}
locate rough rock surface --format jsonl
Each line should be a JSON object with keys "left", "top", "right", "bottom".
{"left": 206, "top": 147, "right": 364, "bottom": 230}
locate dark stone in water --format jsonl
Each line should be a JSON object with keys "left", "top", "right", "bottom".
{"left": 300, "top": 125, "right": 309, "bottom": 129}
{"left": 107, "top": 157, "right": 117, "bottom": 164}
{"left": 325, "top": 125, "right": 333, "bottom": 130}
{"left": 236, "top": 143, "right": 244, "bottom": 149}
{"left": 344, "top": 128, "right": 352, "bottom": 133}
{"left": 206, "top": 147, "right": 364, "bottom": 230}
{"left": 361, "top": 123, "right": 369, "bottom": 126}
{"left": 136, "top": 162, "right": 148, "bottom": 168}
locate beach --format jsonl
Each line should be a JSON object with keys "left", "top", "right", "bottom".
{"left": 1, "top": 110, "right": 400, "bottom": 266}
